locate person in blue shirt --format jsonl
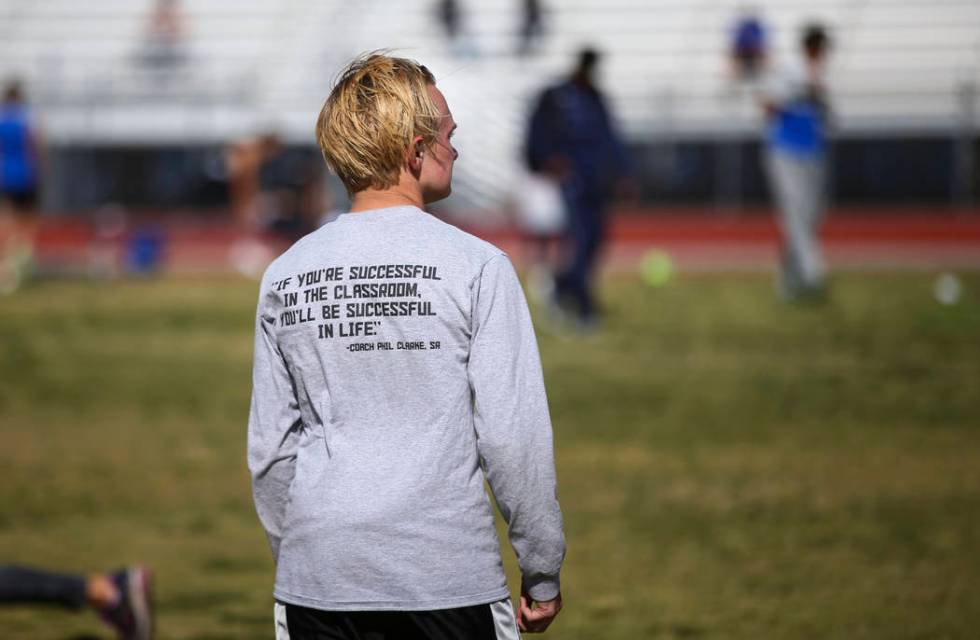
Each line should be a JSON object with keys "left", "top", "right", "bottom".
{"left": 0, "top": 80, "right": 44, "bottom": 292}
{"left": 760, "top": 24, "right": 832, "bottom": 301}
{"left": 731, "top": 11, "right": 768, "bottom": 80}
{"left": 0, "top": 81, "right": 41, "bottom": 212}
{"left": 525, "top": 48, "right": 632, "bottom": 328}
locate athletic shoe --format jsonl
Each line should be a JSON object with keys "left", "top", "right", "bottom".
{"left": 99, "top": 565, "right": 154, "bottom": 640}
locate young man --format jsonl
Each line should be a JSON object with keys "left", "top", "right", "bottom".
{"left": 760, "top": 24, "right": 832, "bottom": 301}
{"left": 248, "top": 54, "right": 565, "bottom": 639}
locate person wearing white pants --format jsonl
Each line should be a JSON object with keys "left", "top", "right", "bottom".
{"left": 766, "top": 150, "right": 826, "bottom": 295}
{"left": 760, "top": 23, "right": 832, "bottom": 300}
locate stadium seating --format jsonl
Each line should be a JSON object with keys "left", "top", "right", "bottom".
{"left": 1, "top": 0, "right": 977, "bottom": 209}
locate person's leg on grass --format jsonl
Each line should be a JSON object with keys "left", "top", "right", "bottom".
{"left": 0, "top": 564, "right": 87, "bottom": 608}
{"left": 557, "top": 193, "right": 603, "bottom": 324}
{"left": 0, "top": 564, "right": 153, "bottom": 640}
{"left": 800, "top": 156, "right": 827, "bottom": 290}
{"left": 767, "top": 151, "right": 809, "bottom": 299}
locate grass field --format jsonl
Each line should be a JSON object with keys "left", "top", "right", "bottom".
{"left": 1, "top": 271, "right": 979, "bottom": 639}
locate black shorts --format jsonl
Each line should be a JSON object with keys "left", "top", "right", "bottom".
{"left": 275, "top": 600, "right": 520, "bottom": 640}
{"left": 1, "top": 187, "right": 38, "bottom": 211}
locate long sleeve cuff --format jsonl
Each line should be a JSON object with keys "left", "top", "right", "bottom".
{"left": 524, "top": 573, "right": 561, "bottom": 602}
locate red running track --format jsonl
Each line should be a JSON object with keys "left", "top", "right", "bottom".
{"left": 23, "top": 206, "right": 980, "bottom": 275}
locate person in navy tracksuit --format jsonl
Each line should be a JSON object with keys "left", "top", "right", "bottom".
{"left": 526, "top": 48, "right": 632, "bottom": 328}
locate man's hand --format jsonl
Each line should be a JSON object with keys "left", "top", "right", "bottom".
{"left": 517, "top": 585, "right": 563, "bottom": 633}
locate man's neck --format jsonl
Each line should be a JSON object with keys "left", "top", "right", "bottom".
{"left": 349, "top": 183, "right": 424, "bottom": 213}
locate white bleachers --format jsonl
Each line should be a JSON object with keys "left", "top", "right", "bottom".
{"left": 0, "top": 0, "right": 977, "bottom": 208}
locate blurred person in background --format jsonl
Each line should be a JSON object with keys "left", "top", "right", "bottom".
{"left": 434, "top": 0, "right": 479, "bottom": 58}
{"left": 258, "top": 133, "right": 323, "bottom": 243}
{"left": 257, "top": 133, "right": 310, "bottom": 242}
{"left": 0, "top": 564, "right": 153, "bottom": 640}
{"left": 140, "top": 0, "right": 186, "bottom": 70}
{"left": 759, "top": 24, "right": 832, "bottom": 301}
{"left": 512, "top": 166, "right": 566, "bottom": 304}
{"left": 729, "top": 8, "right": 768, "bottom": 82}
{"left": 436, "top": 0, "right": 461, "bottom": 42}
{"left": 226, "top": 135, "right": 265, "bottom": 229}
{"left": 0, "top": 80, "right": 43, "bottom": 294}
{"left": 517, "top": 0, "right": 546, "bottom": 57}
{"left": 248, "top": 53, "right": 564, "bottom": 639}
{"left": 225, "top": 133, "right": 324, "bottom": 239}
{"left": 526, "top": 48, "right": 633, "bottom": 330}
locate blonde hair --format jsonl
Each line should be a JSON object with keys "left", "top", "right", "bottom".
{"left": 316, "top": 53, "right": 441, "bottom": 195}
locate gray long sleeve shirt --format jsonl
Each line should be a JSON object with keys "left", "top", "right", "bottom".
{"left": 247, "top": 206, "right": 565, "bottom": 611}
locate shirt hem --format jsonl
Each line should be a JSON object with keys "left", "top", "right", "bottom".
{"left": 272, "top": 585, "right": 511, "bottom": 612}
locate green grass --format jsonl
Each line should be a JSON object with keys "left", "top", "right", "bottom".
{"left": 1, "top": 272, "right": 978, "bottom": 639}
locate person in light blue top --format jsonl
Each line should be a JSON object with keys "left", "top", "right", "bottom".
{"left": 760, "top": 24, "right": 832, "bottom": 300}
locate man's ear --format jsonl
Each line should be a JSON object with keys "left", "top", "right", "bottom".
{"left": 407, "top": 135, "right": 425, "bottom": 173}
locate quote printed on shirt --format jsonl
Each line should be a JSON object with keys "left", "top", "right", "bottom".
{"left": 270, "top": 264, "right": 442, "bottom": 352}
